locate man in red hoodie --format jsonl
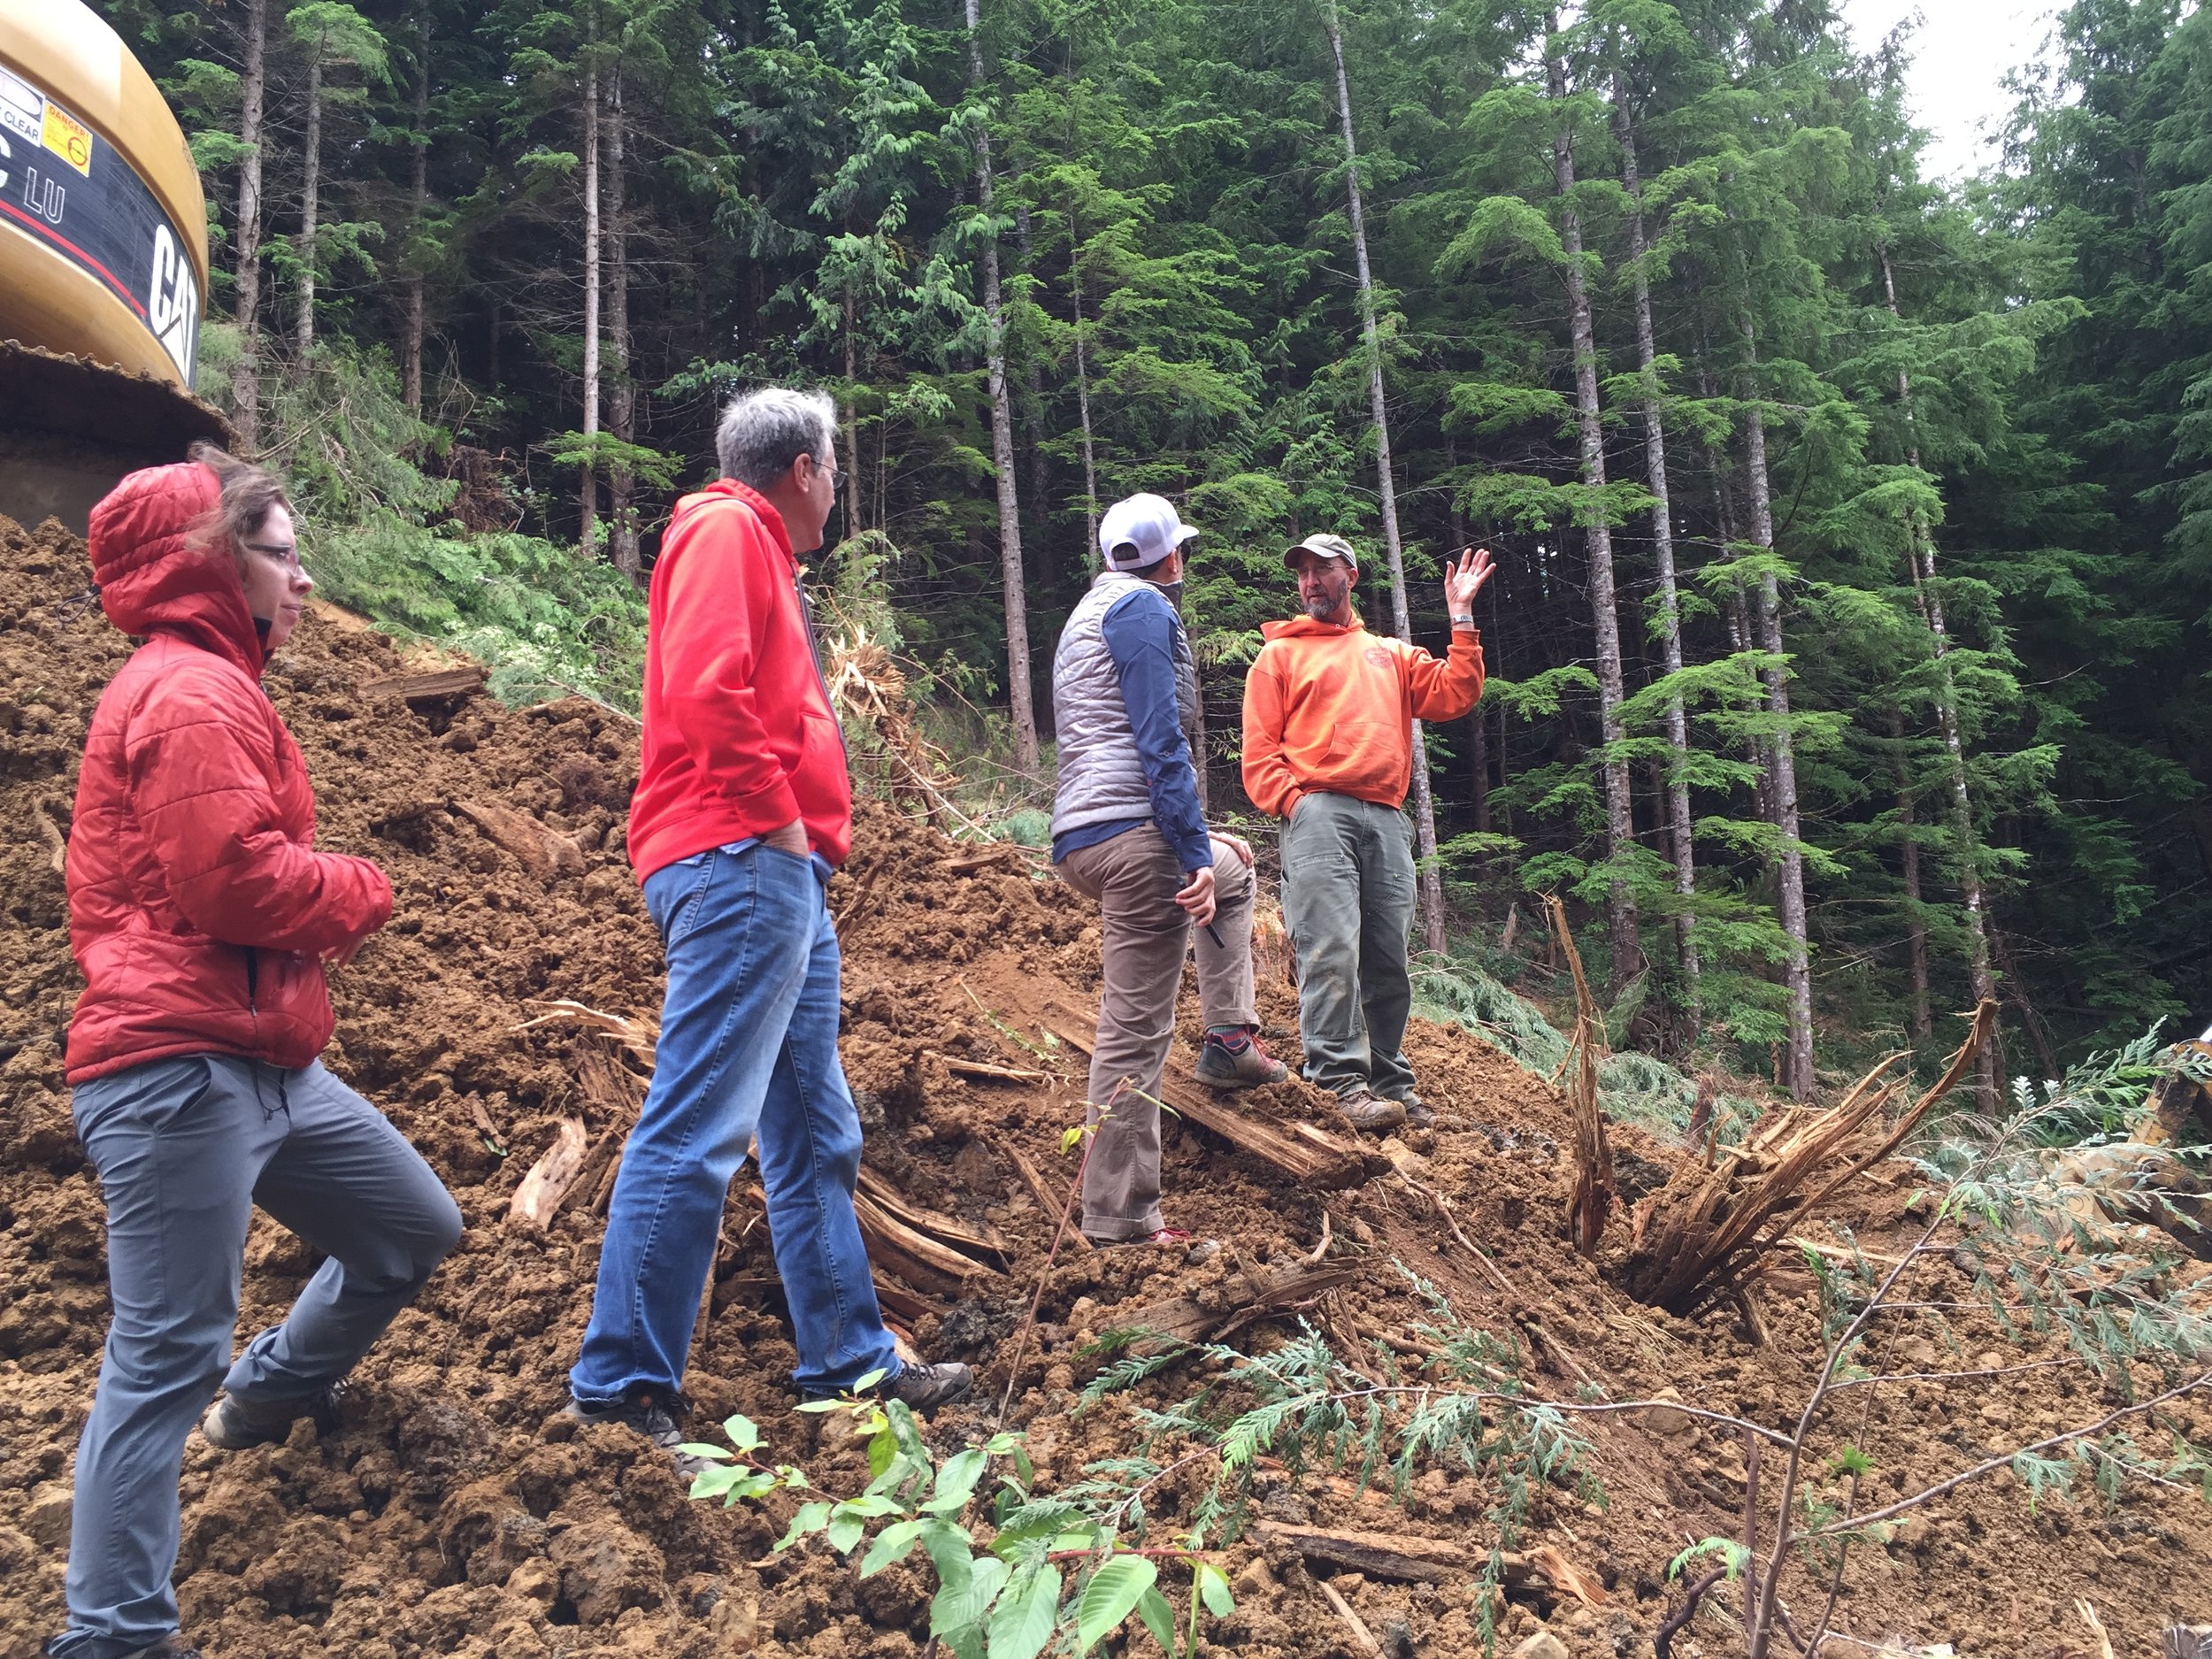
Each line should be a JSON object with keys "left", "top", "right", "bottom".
{"left": 567, "top": 389, "right": 969, "bottom": 1469}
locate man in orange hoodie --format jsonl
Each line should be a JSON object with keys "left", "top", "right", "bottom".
{"left": 1241, "top": 535, "right": 1494, "bottom": 1131}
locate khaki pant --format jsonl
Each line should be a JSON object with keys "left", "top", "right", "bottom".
{"left": 1056, "top": 826, "right": 1257, "bottom": 1241}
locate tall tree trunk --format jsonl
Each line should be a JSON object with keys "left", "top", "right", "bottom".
{"left": 1327, "top": 0, "right": 1446, "bottom": 955}
{"left": 1016, "top": 204, "right": 1051, "bottom": 561}
{"left": 1881, "top": 242, "right": 1999, "bottom": 1103}
{"left": 296, "top": 45, "right": 323, "bottom": 364}
{"left": 1548, "top": 35, "right": 1640, "bottom": 992}
{"left": 964, "top": 0, "right": 1040, "bottom": 772}
{"left": 608, "top": 64, "right": 639, "bottom": 577}
{"left": 1887, "top": 706, "right": 1932, "bottom": 1044}
{"left": 1739, "top": 315, "right": 1814, "bottom": 1101}
{"left": 403, "top": 5, "right": 428, "bottom": 415}
{"left": 580, "top": 48, "right": 602, "bottom": 558}
{"left": 1071, "top": 246, "right": 1100, "bottom": 567}
{"left": 842, "top": 293, "right": 863, "bottom": 535}
{"left": 1614, "top": 79, "right": 1697, "bottom": 1021}
{"left": 231, "top": 0, "right": 267, "bottom": 444}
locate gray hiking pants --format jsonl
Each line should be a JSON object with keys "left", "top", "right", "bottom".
{"left": 1280, "top": 792, "right": 1418, "bottom": 1101}
{"left": 1056, "top": 826, "right": 1257, "bottom": 1241}
{"left": 56, "top": 1055, "right": 461, "bottom": 1658}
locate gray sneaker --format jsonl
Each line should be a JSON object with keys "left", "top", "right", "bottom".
{"left": 565, "top": 1390, "right": 712, "bottom": 1479}
{"left": 1336, "top": 1087, "right": 1408, "bottom": 1133}
{"left": 878, "top": 1360, "right": 976, "bottom": 1414}
{"left": 201, "top": 1381, "right": 346, "bottom": 1449}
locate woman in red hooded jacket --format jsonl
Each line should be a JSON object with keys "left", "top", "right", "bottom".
{"left": 46, "top": 446, "right": 461, "bottom": 1659}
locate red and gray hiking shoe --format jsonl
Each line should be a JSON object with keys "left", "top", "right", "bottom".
{"left": 201, "top": 1380, "right": 347, "bottom": 1449}
{"left": 1336, "top": 1087, "right": 1408, "bottom": 1134}
{"left": 1194, "top": 1029, "right": 1289, "bottom": 1090}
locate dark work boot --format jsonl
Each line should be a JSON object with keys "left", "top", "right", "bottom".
{"left": 1393, "top": 1092, "right": 1437, "bottom": 1129}
{"left": 1336, "top": 1087, "right": 1408, "bottom": 1134}
{"left": 201, "top": 1380, "right": 347, "bottom": 1449}
{"left": 565, "top": 1389, "right": 711, "bottom": 1479}
{"left": 881, "top": 1360, "right": 975, "bottom": 1414}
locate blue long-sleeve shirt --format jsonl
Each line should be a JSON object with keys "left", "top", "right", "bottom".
{"left": 1049, "top": 585, "right": 1213, "bottom": 872}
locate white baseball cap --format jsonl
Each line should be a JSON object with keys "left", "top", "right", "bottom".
{"left": 1098, "top": 493, "right": 1200, "bottom": 571}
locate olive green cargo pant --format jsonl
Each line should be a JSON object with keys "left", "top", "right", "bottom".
{"left": 1280, "top": 792, "right": 1418, "bottom": 1102}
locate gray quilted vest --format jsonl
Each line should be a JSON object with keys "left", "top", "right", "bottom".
{"left": 1050, "top": 571, "right": 1200, "bottom": 843}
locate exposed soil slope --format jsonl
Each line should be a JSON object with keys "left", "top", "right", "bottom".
{"left": 1, "top": 514, "right": 2207, "bottom": 1658}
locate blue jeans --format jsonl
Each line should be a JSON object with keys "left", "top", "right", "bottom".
{"left": 57, "top": 1056, "right": 461, "bottom": 1659}
{"left": 570, "top": 841, "right": 897, "bottom": 1401}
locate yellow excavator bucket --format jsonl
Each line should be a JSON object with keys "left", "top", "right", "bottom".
{"left": 0, "top": 0, "right": 228, "bottom": 531}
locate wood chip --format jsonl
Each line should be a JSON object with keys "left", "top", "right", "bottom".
{"left": 509, "top": 1118, "right": 589, "bottom": 1227}
{"left": 926, "top": 1049, "right": 1046, "bottom": 1084}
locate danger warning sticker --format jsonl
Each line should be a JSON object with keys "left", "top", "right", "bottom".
{"left": 41, "top": 100, "right": 90, "bottom": 176}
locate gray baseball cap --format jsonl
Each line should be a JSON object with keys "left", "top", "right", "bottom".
{"left": 1282, "top": 533, "right": 1358, "bottom": 576}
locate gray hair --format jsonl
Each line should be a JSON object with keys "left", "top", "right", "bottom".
{"left": 715, "top": 387, "right": 837, "bottom": 492}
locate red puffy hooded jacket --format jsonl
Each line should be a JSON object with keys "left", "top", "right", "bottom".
{"left": 627, "top": 480, "right": 853, "bottom": 879}
{"left": 64, "top": 461, "right": 393, "bottom": 1085}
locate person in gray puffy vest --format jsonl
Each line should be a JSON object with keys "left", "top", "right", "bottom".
{"left": 1049, "top": 493, "right": 1287, "bottom": 1247}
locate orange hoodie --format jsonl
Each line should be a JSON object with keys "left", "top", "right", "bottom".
{"left": 1240, "top": 614, "right": 1484, "bottom": 818}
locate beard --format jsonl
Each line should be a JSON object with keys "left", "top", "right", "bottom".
{"left": 1302, "top": 590, "right": 1346, "bottom": 621}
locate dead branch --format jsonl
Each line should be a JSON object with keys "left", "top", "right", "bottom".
{"left": 1543, "top": 894, "right": 1616, "bottom": 1256}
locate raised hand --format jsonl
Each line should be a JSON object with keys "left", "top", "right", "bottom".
{"left": 1443, "top": 546, "right": 1495, "bottom": 620}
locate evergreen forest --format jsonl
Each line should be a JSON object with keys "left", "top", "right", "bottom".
{"left": 87, "top": 0, "right": 2212, "bottom": 1099}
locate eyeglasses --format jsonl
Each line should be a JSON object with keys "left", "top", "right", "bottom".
{"left": 245, "top": 540, "right": 304, "bottom": 571}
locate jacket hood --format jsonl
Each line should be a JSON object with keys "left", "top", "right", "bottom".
{"left": 88, "top": 461, "right": 267, "bottom": 678}
{"left": 1262, "top": 611, "right": 1367, "bottom": 641}
{"left": 673, "top": 478, "right": 794, "bottom": 563}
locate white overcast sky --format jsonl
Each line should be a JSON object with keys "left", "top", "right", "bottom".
{"left": 1835, "top": 0, "right": 2061, "bottom": 178}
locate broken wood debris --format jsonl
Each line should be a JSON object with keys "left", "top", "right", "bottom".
{"left": 451, "top": 798, "right": 585, "bottom": 880}
{"left": 1042, "top": 1011, "right": 1365, "bottom": 1190}
{"left": 926, "top": 1049, "right": 1047, "bottom": 1084}
{"left": 1111, "top": 1261, "right": 1358, "bottom": 1347}
{"left": 1544, "top": 893, "right": 1617, "bottom": 1257}
{"left": 997, "top": 1141, "right": 1092, "bottom": 1251}
{"left": 856, "top": 1164, "right": 1010, "bottom": 1268}
{"left": 508, "top": 1118, "right": 588, "bottom": 1227}
{"left": 1256, "top": 1523, "right": 1603, "bottom": 1606}
{"left": 1623, "top": 999, "right": 1998, "bottom": 1314}
{"left": 514, "top": 1000, "right": 661, "bottom": 1067}
{"left": 358, "top": 665, "right": 487, "bottom": 706}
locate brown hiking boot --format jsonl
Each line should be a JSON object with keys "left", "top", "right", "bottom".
{"left": 1194, "top": 1030, "right": 1288, "bottom": 1090}
{"left": 1393, "top": 1093, "right": 1437, "bottom": 1129}
{"left": 1336, "top": 1087, "right": 1407, "bottom": 1133}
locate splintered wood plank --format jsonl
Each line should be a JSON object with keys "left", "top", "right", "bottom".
{"left": 452, "top": 799, "right": 586, "bottom": 880}
{"left": 852, "top": 1188, "right": 1004, "bottom": 1292}
{"left": 857, "top": 1164, "right": 1011, "bottom": 1267}
{"left": 1256, "top": 1525, "right": 1598, "bottom": 1602}
{"left": 509, "top": 1118, "right": 589, "bottom": 1227}
{"left": 1041, "top": 1011, "right": 1365, "bottom": 1189}
{"left": 359, "top": 665, "right": 487, "bottom": 704}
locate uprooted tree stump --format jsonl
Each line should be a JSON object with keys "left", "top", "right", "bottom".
{"left": 1619, "top": 1001, "right": 1998, "bottom": 1314}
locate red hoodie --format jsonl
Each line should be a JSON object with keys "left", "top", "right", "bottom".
{"left": 627, "top": 480, "right": 853, "bottom": 879}
{"left": 65, "top": 461, "right": 394, "bottom": 1084}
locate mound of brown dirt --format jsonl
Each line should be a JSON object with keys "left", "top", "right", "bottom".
{"left": 2, "top": 512, "right": 2207, "bottom": 1658}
